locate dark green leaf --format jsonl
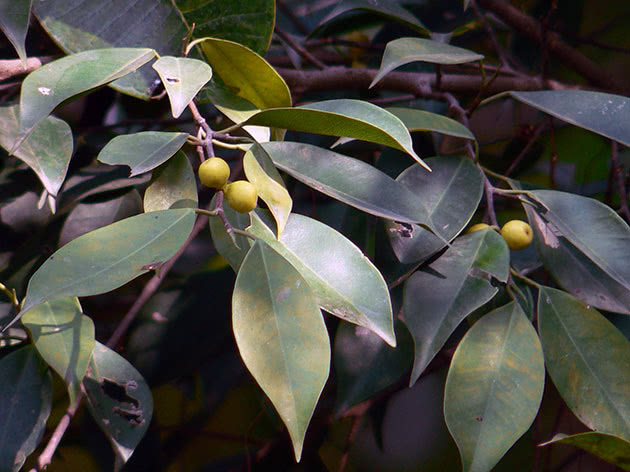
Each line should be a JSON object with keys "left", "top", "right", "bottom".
{"left": 22, "top": 297, "right": 94, "bottom": 404}
{"left": 0, "top": 346, "right": 52, "bottom": 472}
{"left": 444, "top": 302, "right": 545, "bottom": 472}
{"left": 387, "top": 107, "right": 476, "bottom": 141}
{"left": 97, "top": 132, "right": 188, "bottom": 177}
{"left": 539, "top": 432, "right": 630, "bottom": 471}
{"left": 0, "top": 0, "right": 32, "bottom": 63}
{"left": 386, "top": 156, "right": 483, "bottom": 264}
{"left": 84, "top": 342, "right": 153, "bottom": 465}
{"left": 371, "top": 38, "right": 483, "bottom": 87}
{"left": 208, "top": 195, "right": 251, "bottom": 270}
{"left": 232, "top": 241, "right": 330, "bottom": 461}
{"left": 404, "top": 229, "right": 510, "bottom": 384}
{"left": 538, "top": 287, "right": 630, "bottom": 442}
{"left": 143, "top": 151, "right": 197, "bottom": 212}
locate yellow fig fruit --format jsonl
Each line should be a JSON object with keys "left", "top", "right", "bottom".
{"left": 224, "top": 180, "right": 258, "bottom": 213}
{"left": 198, "top": 157, "right": 230, "bottom": 189}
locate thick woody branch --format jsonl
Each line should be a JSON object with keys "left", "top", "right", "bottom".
{"left": 0, "top": 57, "right": 50, "bottom": 82}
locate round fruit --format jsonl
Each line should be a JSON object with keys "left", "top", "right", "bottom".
{"left": 198, "top": 157, "right": 230, "bottom": 189}
{"left": 467, "top": 223, "right": 491, "bottom": 234}
{"left": 500, "top": 220, "right": 533, "bottom": 250}
{"left": 225, "top": 180, "right": 258, "bottom": 213}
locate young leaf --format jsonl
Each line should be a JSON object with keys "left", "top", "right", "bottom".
{"left": 22, "top": 297, "right": 95, "bottom": 405}
{"left": 0, "top": 105, "right": 72, "bottom": 196}
{"left": 12, "top": 208, "right": 196, "bottom": 327}
{"left": 386, "top": 156, "right": 483, "bottom": 264}
{"left": 0, "top": 346, "right": 52, "bottom": 472}
{"left": 97, "top": 131, "right": 188, "bottom": 177}
{"left": 371, "top": 38, "right": 483, "bottom": 87}
{"left": 143, "top": 151, "right": 198, "bottom": 212}
{"left": 444, "top": 302, "right": 545, "bottom": 472}
{"left": 244, "top": 146, "right": 292, "bottom": 236}
{"left": 259, "top": 142, "right": 432, "bottom": 226}
{"left": 0, "top": 0, "right": 32, "bottom": 64}
{"left": 84, "top": 342, "right": 153, "bottom": 467}
{"left": 404, "top": 228, "right": 510, "bottom": 385}
{"left": 18, "top": 48, "right": 155, "bottom": 139}
{"left": 526, "top": 190, "right": 630, "bottom": 314}
{"left": 539, "top": 432, "right": 630, "bottom": 471}
{"left": 232, "top": 241, "right": 330, "bottom": 461}
{"left": 386, "top": 107, "right": 476, "bottom": 141}
{"left": 152, "top": 56, "right": 212, "bottom": 118}
{"left": 538, "top": 287, "right": 630, "bottom": 442}
{"left": 249, "top": 211, "right": 396, "bottom": 346}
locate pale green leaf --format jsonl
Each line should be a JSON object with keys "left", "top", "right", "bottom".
{"left": 143, "top": 151, "right": 198, "bottom": 212}
{"left": 387, "top": 107, "right": 476, "bottom": 141}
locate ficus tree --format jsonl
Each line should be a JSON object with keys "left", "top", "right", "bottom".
{"left": 0, "top": 0, "right": 629, "bottom": 471}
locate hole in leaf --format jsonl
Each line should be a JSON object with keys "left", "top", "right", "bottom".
{"left": 113, "top": 406, "right": 144, "bottom": 427}
{"left": 101, "top": 377, "right": 140, "bottom": 408}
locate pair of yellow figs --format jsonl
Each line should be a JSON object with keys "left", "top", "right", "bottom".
{"left": 198, "top": 157, "right": 258, "bottom": 213}
{"left": 469, "top": 220, "right": 533, "bottom": 250}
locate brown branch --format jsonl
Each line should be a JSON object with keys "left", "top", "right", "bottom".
{"left": 0, "top": 57, "right": 50, "bottom": 82}
{"left": 476, "top": 0, "right": 625, "bottom": 92}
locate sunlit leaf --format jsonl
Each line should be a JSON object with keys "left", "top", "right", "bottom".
{"left": 232, "top": 241, "right": 330, "bottom": 461}
{"left": 22, "top": 297, "right": 95, "bottom": 404}
{"left": 444, "top": 302, "right": 544, "bottom": 472}
{"left": 97, "top": 131, "right": 188, "bottom": 177}
{"left": 0, "top": 346, "right": 52, "bottom": 472}
{"left": 404, "top": 229, "right": 510, "bottom": 385}
{"left": 371, "top": 38, "right": 483, "bottom": 87}
{"left": 539, "top": 432, "right": 630, "bottom": 471}
{"left": 538, "top": 287, "right": 630, "bottom": 442}
{"left": 0, "top": 0, "right": 32, "bottom": 64}
{"left": 143, "top": 151, "right": 197, "bottom": 212}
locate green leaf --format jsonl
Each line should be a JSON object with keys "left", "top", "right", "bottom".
{"left": 13, "top": 208, "right": 196, "bottom": 326}
{"left": 334, "top": 320, "right": 413, "bottom": 415}
{"left": 249, "top": 211, "right": 396, "bottom": 346}
{"left": 444, "top": 302, "right": 545, "bottom": 472}
{"left": 143, "top": 151, "right": 197, "bottom": 212}
{"left": 386, "top": 156, "right": 483, "bottom": 264}
{"left": 404, "top": 228, "right": 510, "bottom": 385}
{"left": 312, "top": 0, "right": 428, "bottom": 36}
{"left": 152, "top": 56, "right": 212, "bottom": 118}
{"left": 244, "top": 145, "right": 292, "bottom": 236}
{"left": 175, "top": 0, "right": 275, "bottom": 55}
{"left": 0, "top": 105, "right": 72, "bottom": 196}
{"left": 196, "top": 37, "right": 292, "bottom": 110}
{"left": 505, "top": 91, "right": 630, "bottom": 146}
{"left": 243, "top": 100, "right": 428, "bottom": 169}
{"left": 371, "top": 38, "right": 483, "bottom": 87}
{"left": 526, "top": 190, "right": 630, "bottom": 314}
{"left": 0, "top": 346, "right": 52, "bottom": 472}
{"left": 0, "top": 0, "right": 32, "bottom": 64}
{"left": 387, "top": 107, "right": 476, "bottom": 141}
{"left": 97, "top": 132, "right": 189, "bottom": 177}
{"left": 208, "top": 195, "right": 251, "bottom": 270}
{"left": 539, "top": 432, "right": 630, "bottom": 471}
{"left": 18, "top": 48, "right": 155, "bottom": 138}
{"left": 538, "top": 287, "right": 630, "bottom": 442}
{"left": 232, "top": 241, "right": 330, "bottom": 461}
{"left": 260, "top": 142, "right": 432, "bottom": 226}
{"left": 84, "top": 342, "right": 153, "bottom": 466}
{"left": 22, "top": 297, "right": 95, "bottom": 404}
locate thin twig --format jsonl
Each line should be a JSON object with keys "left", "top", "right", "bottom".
{"left": 470, "top": 0, "right": 514, "bottom": 72}
{"left": 275, "top": 26, "right": 328, "bottom": 70}
{"left": 504, "top": 122, "right": 547, "bottom": 177}
{"left": 277, "top": 0, "right": 309, "bottom": 35}
{"left": 611, "top": 141, "right": 630, "bottom": 222}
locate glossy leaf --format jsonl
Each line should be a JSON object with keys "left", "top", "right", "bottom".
{"left": 143, "top": 151, "right": 197, "bottom": 212}
{"left": 244, "top": 100, "right": 428, "bottom": 169}
{"left": 14, "top": 208, "right": 196, "bottom": 325}
{"left": 152, "top": 56, "right": 212, "bottom": 118}
{"left": 260, "top": 142, "right": 432, "bottom": 226}
{"left": 444, "top": 302, "right": 545, "bottom": 472}
{"left": 387, "top": 107, "right": 476, "bottom": 141}
{"left": 232, "top": 241, "right": 330, "bottom": 461}
{"left": 506, "top": 91, "right": 630, "bottom": 146}
{"left": 404, "top": 228, "right": 510, "bottom": 385}
{"left": 0, "top": 0, "right": 32, "bottom": 63}
{"left": 334, "top": 320, "right": 413, "bottom": 415}
{"left": 526, "top": 190, "right": 630, "bottom": 314}
{"left": 0, "top": 346, "right": 52, "bottom": 472}
{"left": 244, "top": 145, "right": 292, "bottom": 236}
{"left": 97, "top": 131, "right": 188, "bottom": 177}
{"left": 386, "top": 156, "right": 483, "bottom": 264}
{"left": 22, "top": 296, "right": 95, "bottom": 404}
{"left": 0, "top": 105, "right": 72, "bottom": 196}
{"left": 19, "top": 48, "right": 155, "bottom": 137}
{"left": 538, "top": 287, "right": 630, "bottom": 441}
{"left": 313, "top": 0, "right": 428, "bottom": 36}
{"left": 196, "top": 37, "right": 292, "bottom": 110}
{"left": 84, "top": 342, "right": 153, "bottom": 465}
{"left": 249, "top": 211, "right": 396, "bottom": 346}
{"left": 371, "top": 38, "right": 483, "bottom": 87}
{"left": 208, "top": 195, "right": 251, "bottom": 270}
{"left": 539, "top": 432, "right": 630, "bottom": 471}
